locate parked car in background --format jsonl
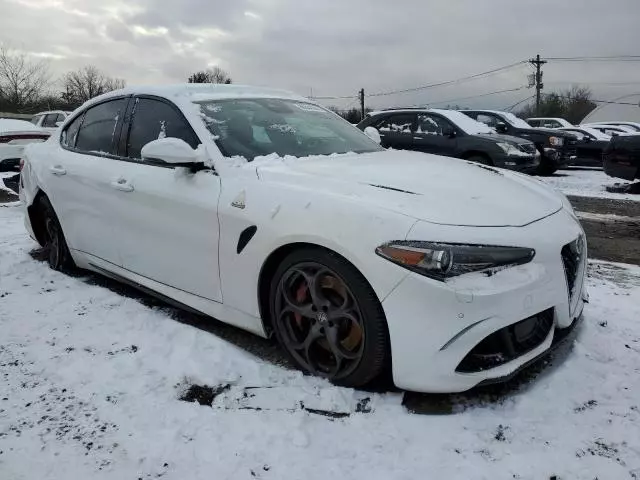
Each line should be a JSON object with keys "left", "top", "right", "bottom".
{"left": 30, "top": 111, "right": 71, "bottom": 133}
{"left": 603, "top": 134, "right": 640, "bottom": 181}
{"left": 558, "top": 126, "right": 611, "bottom": 167}
{"left": 586, "top": 121, "right": 640, "bottom": 132}
{"left": 582, "top": 124, "right": 640, "bottom": 136}
{"left": 0, "top": 119, "right": 50, "bottom": 172}
{"left": 462, "top": 110, "right": 578, "bottom": 175}
{"left": 357, "top": 109, "right": 540, "bottom": 173}
{"left": 20, "top": 84, "right": 586, "bottom": 393}
{"left": 526, "top": 117, "right": 573, "bottom": 129}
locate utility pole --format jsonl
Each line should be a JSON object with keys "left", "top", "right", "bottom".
{"left": 359, "top": 88, "right": 365, "bottom": 121}
{"left": 529, "top": 54, "right": 547, "bottom": 115}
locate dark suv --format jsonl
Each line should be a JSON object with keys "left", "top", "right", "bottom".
{"left": 357, "top": 109, "right": 540, "bottom": 173}
{"left": 461, "top": 110, "right": 578, "bottom": 175}
{"left": 603, "top": 134, "right": 640, "bottom": 181}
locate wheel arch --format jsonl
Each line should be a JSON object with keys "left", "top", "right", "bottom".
{"left": 460, "top": 150, "right": 493, "bottom": 164}
{"left": 257, "top": 242, "right": 383, "bottom": 336}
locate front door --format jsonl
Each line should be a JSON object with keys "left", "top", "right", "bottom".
{"left": 412, "top": 113, "right": 458, "bottom": 156}
{"left": 107, "top": 96, "right": 223, "bottom": 302}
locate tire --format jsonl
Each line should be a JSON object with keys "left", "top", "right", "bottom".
{"left": 466, "top": 154, "right": 493, "bottom": 166}
{"left": 269, "top": 248, "right": 390, "bottom": 388}
{"left": 535, "top": 150, "right": 559, "bottom": 176}
{"left": 38, "top": 196, "right": 75, "bottom": 272}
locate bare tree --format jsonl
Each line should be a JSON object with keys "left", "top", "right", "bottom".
{"left": 0, "top": 44, "right": 51, "bottom": 111}
{"left": 188, "top": 66, "right": 232, "bottom": 84}
{"left": 61, "top": 66, "right": 125, "bottom": 106}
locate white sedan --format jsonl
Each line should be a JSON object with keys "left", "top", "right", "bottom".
{"left": 0, "top": 119, "right": 50, "bottom": 172}
{"left": 20, "top": 85, "right": 587, "bottom": 393}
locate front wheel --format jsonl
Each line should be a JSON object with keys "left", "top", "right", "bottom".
{"left": 269, "top": 249, "right": 390, "bottom": 388}
{"left": 38, "top": 196, "right": 75, "bottom": 272}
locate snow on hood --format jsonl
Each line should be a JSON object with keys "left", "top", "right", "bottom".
{"left": 255, "top": 150, "right": 563, "bottom": 227}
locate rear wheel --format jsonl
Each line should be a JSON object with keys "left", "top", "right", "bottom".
{"left": 38, "top": 196, "right": 75, "bottom": 272}
{"left": 269, "top": 248, "right": 390, "bottom": 388}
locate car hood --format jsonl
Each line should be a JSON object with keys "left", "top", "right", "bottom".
{"left": 519, "top": 127, "right": 575, "bottom": 138}
{"left": 473, "top": 133, "right": 533, "bottom": 145}
{"left": 255, "top": 150, "right": 562, "bottom": 227}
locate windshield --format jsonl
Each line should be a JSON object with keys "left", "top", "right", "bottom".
{"left": 195, "top": 98, "right": 383, "bottom": 161}
{"left": 432, "top": 109, "right": 494, "bottom": 135}
{"left": 500, "top": 112, "right": 532, "bottom": 129}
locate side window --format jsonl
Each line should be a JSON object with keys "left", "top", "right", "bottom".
{"left": 416, "top": 114, "right": 452, "bottom": 136}
{"left": 75, "top": 99, "right": 127, "bottom": 154}
{"left": 42, "top": 114, "right": 59, "bottom": 128}
{"left": 375, "top": 114, "right": 416, "bottom": 134}
{"left": 476, "top": 114, "right": 501, "bottom": 128}
{"left": 30, "top": 114, "right": 43, "bottom": 126}
{"left": 61, "top": 114, "right": 84, "bottom": 148}
{"left": 56, "top": 113, "right": 66, "bottom": 123}
{"left": 528, "top": 120, "right": 540, "bottom": 127}
{"left": 126, "top": 98, "right": 200, "bottom": 160}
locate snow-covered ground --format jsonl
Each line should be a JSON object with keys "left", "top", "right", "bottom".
{"left": 540, "top": 168, "right": 639, "bottom": 201}
{"left": 1, "top": 204, "right": 640, "bottom": 479}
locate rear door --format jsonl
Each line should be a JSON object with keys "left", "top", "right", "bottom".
{"left": 106, "top": 96, "right": 223, "bottom": 302}
{"left": 412, "top": 113, "right": 458, "bottom": 156}
{"left": 44, "top": 98, "right": 129, "bottom": 265}
{"left": 373, "top": 113, "right": 416, "bottom": 150}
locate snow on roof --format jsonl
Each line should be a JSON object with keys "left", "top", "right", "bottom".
{"left": 559, "top": 126, "right": 611, "bottom": 141}
{"left": 33, "top": 110, "right": 68, "bottom": 116}
{"left": 526, "top": 117, "right": 573, "bottom": 127}
{"left": 429, "top": 109, "right": 494, "bottom": 134}
{"left": 0, "top": 119, "right": 39, "bottom": 133}
{"left": 368, "top": 108, "right": 494, "bottom": 135}
{"left": 83, "top": 84, "right": 310, "bottom": 109}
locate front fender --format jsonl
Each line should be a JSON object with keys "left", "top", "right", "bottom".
{"left": 217, "top": 174, "right": 416, "bottom": 319}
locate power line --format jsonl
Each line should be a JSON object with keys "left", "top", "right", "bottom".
{"left": 505, "top": 94, "right": 536, "bottom": 112}
{"left": 366, "top": 61, "right": 528, "bottom": 97}
{"left": 546, "top": 55, "right": 640, "bottom": 62}
{"left": 541, "top": 92, "right": 639, "bottom": 106}
{"left": 428, "top": 86, "right": 527, "bottom": 106}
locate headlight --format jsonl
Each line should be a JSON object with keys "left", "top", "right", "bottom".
{"left": 549, "top": 136, "right": 564, "bottom": 147}
{"left": 376, "top": 241, "right": 536, "bottom": 281}
{"left": 496, "top": 142, "right": 521, "bottom": 155}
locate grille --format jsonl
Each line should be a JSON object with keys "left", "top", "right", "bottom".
{"left": 561, "top": 237, "right": 584, "bottom": 303}
{"left": 456, "top": 309, "right": 554, "bottom": 373}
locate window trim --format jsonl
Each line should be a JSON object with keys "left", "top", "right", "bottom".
{"left": 415, "top": 112, "right": 459, "bottom": 137}
{"left": 60, "top": 95, "right": 131, "bottom": 160}
{"left": 121, "top": 94, "right": 202, "bottom": 162}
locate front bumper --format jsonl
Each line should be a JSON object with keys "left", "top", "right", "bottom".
{"left": 495, "top": 152, "right": 540, "bottom": 173}
{"left": 381, "top": 209, "right": 586, "bottom": 393}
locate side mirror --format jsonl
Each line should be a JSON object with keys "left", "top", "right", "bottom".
{"left": 364, "top": 126, "right": 382, "bottom": 144}
{"left": 141, "top": 138, "right": 203, "bottom": 168}
{"left": 496, "top": 122, "right": 508, "bottom": 134}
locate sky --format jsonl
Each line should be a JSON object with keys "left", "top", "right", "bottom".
{"left": 2, "top": 0, "right": 640, "bottom": 111}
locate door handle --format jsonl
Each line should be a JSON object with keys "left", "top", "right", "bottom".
{"left": 110, "top": 178, "right": 134, "bottom": 192}
{"left": 49, "top": 165, "right": 66, "bottom": 176}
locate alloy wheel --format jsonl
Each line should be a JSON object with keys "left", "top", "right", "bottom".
{"left": 274, "top": 262, "right": 366, "bottom": 380}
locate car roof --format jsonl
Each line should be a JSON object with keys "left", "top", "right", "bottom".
{"left": 33, "top": 110, "right": 68, "bottom": 116}
{"left": 83, "top": 84, "right": 310, "bottom": 110}
{"left": 459, "top": 109, "right": 508, "bottom": 115}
